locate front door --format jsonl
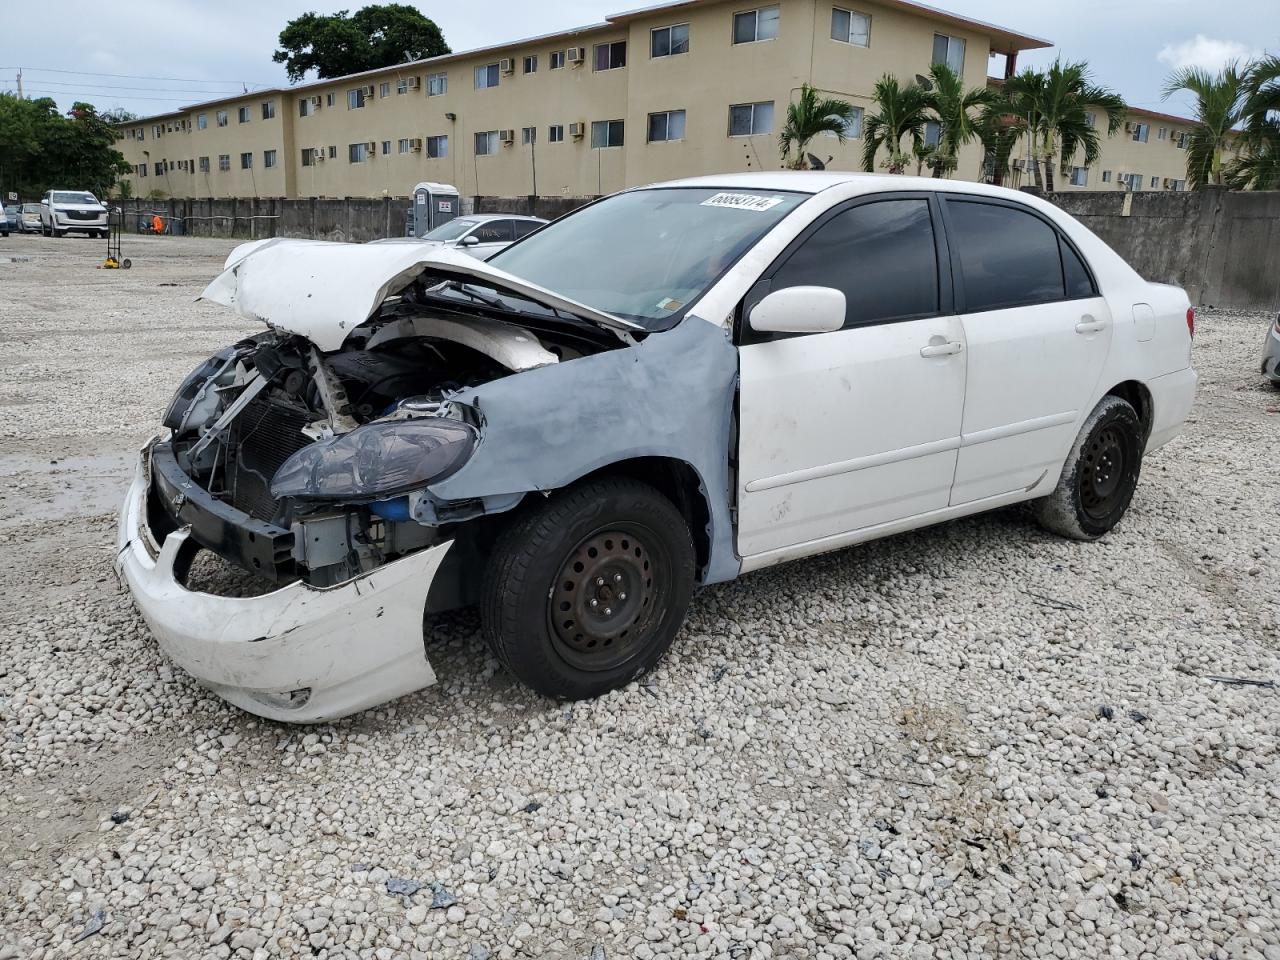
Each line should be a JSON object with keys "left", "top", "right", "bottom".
{"left": 940, "top": 197, "right": 1114, "bottom": 504}
{"left": 737, "top": 196, "right": 967, "bottom": 559}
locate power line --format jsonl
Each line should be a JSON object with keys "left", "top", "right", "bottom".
{"left": 23, "top": 78, "right": 270, "bottom": 95}
{"left": 0, "top": 66, "right": 274, "bottom": 86}
{"left": 19, "top": 88, "right": 198, "bottom": 103}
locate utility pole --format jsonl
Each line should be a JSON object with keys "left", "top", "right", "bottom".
{"left": 16, "top": 68, "right": 23, "bottom": 98}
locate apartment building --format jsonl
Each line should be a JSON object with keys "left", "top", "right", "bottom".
{"left": 112, "top": 0, "right": 1195, "bottom": 201}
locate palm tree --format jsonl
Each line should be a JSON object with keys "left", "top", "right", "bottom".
{"left": 862, "top": 75, "right": 932, "bottom": 174}
{"left": 778, "top": 84, "right": 859, "bottom": 169}
{"left": 1231, "top": 55, "right": 1280, "bottom": 189}
{"left": 1007, "top": 60, "right": 1125, "bottom": 191}
{"left": 1161, "top": 61, "right": 1247, "bottom": 188}
{"left": 921, "top": 62, "right": 1001, "bottom": 178}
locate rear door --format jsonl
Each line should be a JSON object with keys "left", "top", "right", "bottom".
{"left": 736, "top": 194, "right": 967, "bottom": 558}
{"left": 940, "top": 197, "right": 1112, "bottom": 504}
{"left": 465, "top": 219, "right": 516, "bottom": 259}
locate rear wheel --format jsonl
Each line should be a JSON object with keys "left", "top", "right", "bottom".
{"left": 1034, "top": 395, "right": 1143, "bottom": 540}
{"left": 480, "top": 477, "right": 695, "bottom": 699}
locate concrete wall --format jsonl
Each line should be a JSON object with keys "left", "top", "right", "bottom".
{"left": 1052, "top": 187, "right": 1280, "bottom": 312}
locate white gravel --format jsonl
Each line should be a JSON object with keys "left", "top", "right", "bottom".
{"left": 1, "top": 233, "right": 1278, "bottom": 960}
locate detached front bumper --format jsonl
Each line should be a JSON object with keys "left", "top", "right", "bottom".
{"left": 114, "top": 450, "right": 450, "bottom": 723}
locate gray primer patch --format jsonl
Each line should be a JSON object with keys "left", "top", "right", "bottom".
{"left": 428, "top": 317, "right": 740, "bottom": 584}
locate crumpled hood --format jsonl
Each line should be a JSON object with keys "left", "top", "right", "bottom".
{"left": 200, "top": 238, "right": 640, "bottom": 351}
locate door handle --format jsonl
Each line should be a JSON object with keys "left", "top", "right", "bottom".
{"left": 1075, "top": 316, "right": 1106, "bottom": 334}
{"left": 920, "top": 341, "right": 962, "bottom": 358}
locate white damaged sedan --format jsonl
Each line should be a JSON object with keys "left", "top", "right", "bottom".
{"left": 116, "top": 173, "right": 1198, "bottom": 722}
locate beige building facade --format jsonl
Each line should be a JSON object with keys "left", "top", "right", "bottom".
{"left": 113, "top": 0, "right": 1198, "bottom": 202}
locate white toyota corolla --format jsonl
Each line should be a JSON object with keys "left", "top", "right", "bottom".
{"left": 116, "top": 173, "right": 1197, "bottom": 721}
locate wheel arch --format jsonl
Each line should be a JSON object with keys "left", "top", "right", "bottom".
{"left": 1103, "top": 380, "right": 1154, "bottom": 444}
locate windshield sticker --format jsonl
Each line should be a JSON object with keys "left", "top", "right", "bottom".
{"left": 656, "top": 297, "right": 684, "bottom": 312}
{"left": 700, "top": 192, "right": 785, "bottom": 212}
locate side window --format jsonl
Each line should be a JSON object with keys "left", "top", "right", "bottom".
{"left": 770, "top": 198, "right": 939, "bottom": 329}
{"left": 1060, "top": 237, "right": 1097, "bottom": 299}
{"left": 513, "top": 219, "right": 541, "bottom": 239}
{"left": 473, "top": 220, "right": 515, "bottom": 243}
{"left": 945, "top": 200, "right": 1065, "bottom": 311}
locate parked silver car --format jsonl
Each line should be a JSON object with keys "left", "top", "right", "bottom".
{"left": 416, "top": 213, "right": 547, "bottom": 259}
{"left": 1263, "top": 314, "right": 1280, "bottom": 386}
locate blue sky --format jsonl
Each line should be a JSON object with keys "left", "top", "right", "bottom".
{"left": 2, "top": 0, "right": 1275, "bottom": 119}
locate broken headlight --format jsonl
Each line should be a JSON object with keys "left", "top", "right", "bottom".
{"left": 269, "top": 418, "right": 477, "bottom": 500}
{"left": 162, "top": 347, "right": 233, "bottom": 430}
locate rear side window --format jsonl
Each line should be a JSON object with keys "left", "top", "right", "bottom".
{"left": 770, "top": 198, "right": 939, "bottom": 328}
{"left": 1060, "top": 237, "right": 1097, "bottom": 298}
{"left": 945, "top": 200, "right": 1066, "bottom": 312}
{"left": 472, "top": 220, "right": 514, "bottom": 243}
{"left": 513, "top": 219, "right": 541, "bottom": 239}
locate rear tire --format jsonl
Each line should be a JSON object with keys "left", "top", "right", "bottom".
{"left": 480, "top": 477, "right": 695, "bottom": 699}
{"left": 1034, "top": 395, "right": 1143, "bottom": 541}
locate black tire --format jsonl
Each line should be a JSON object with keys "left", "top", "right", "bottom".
{"left": 1034, "top": 395, "right": 1143, "bottom": 541}
{"left": 480, "top": 477, "right": 695, "bottom": 699}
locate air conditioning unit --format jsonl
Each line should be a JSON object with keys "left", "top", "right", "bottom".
{"left": 314, "top": 150, "right": 326, "bottom": 163}
{"left": 409, "top": 138, "right": 423, "bottom": 152}
{"left": 1124, "top": 122, "right": 1134, "bottom": 133}
{"left": 567, "top": 46, "right": 584, "bottom": 64}
{"left": 499, "top": 129, "right": 515, "bottom": 144}
{"left": 500, "top": 58, "right": 515, "bottom": 74}
{"left": 569, "top": 122, "right": 585, "bottom": 139}
{"left": 310, "top": 96, "right": 323, "bottom": 107}
{"left": 362, "top": 84, "right": 376, "bottom": 97}
{"left": 407, "top": 76, "right": 420, "bottom": 89}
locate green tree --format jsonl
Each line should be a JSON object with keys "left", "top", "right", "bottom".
{"left": 1161, "top": 61, "right": 1247, "bottom": 188}
{"left": 274, "top": 4, "right": 450, "bottom": 82}
{"left": 1007, "top": 60, "right": 1125, "bottom": 191}
{"left": 1228, "top": 55, "right": 1280, "bottom": 189}
{"left": 0, "top": 95, "right": 132, "bottom": 198}
{"left": 920, "top": 62, "right": 1001, "bottom": 178}
{"left": 862, "top": 75, "right": 931, "bottom": 174}
{"left": 778, "top": 84, "right": 859, "bottom": 169}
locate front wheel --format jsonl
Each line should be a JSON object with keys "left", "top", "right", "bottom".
{"left": 1034, "top": 395, "right": 1143, "bottom": 541}
{"left": 480, "top": 477, "right": 695, "bottom": 699}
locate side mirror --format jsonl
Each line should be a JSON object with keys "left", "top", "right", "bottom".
{"left": 459, "top": 234, "right": 480, "bottom": 246}
{"left": 40, "top": 199, "right": 49, "bottom": 206}
{"left": 748, "top": 286, "right": 846, "bottom": 334}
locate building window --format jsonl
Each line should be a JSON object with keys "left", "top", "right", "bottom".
{"left": 299, "top": 98, "right": 312, "bottom": 117}
{"left": 240, "top": 152, "right": 253, "bottom": 169}
{"left": 591, "top": 119, "right": 625, "bottom": 148}
{"left": 328, "top": 145, "right": 337, "bottom": 158}
{"left": 522, "top": 126, "right": 537, "bottom": 145}
{"left": 728, "top": 101, "right": 774, "bottom": 136}
{"left": 834, "top": 105, "right": 865, "bottom": 138}
{"left": 262, "top": 100, "right": 276, "bottom": 120}
{"left": 238, "top": 106, "right": 250, "bottom": 123}
{"left": 475, "top": 130, "right": 499, "bottom": 155}
{"left": 549, "top": 124, "right": 565, "bottom": 143}
{"left": 264, "top": 149, "right": 277, "bottom": 168}
{"left": 326, "top": 93, "right": 336, "bottom": 107}
{"left": 651, "top": 23, "right": 690, "bottom": 57}
{"left": 301, "top": 148, "right": 316, "bottom": 167}
{"left": 523, "top": 55, "right": 538, "bottom": 73}
{"left": 153, "top": 162, "right": 162, "bottom": 176}
{"left": 1157, "top": 126, "right": 1167, "bottom": 140}
{"left": 733, "top": 6, "right": 779, "bottom": 44}
{"left": 931, "top": 33, "right": 965, "bottom": 74}
{"left": 347, "top": 88, "right": 366, "bottom": 109}
{"left": 1170, "top": 179, "right": 1185, "bottom": 191}
{"left": 1131, "top": 122, "right": 1149, "bottom": 143}
{"left": 198, "top": 156, "right": 210, "bottom": 173}
{"left": 1070, "top": 166, "right": 1088, "bottom": 187}
{"left": 398, "top": 138, "right": 411, "bottom": 154}
{"left": 349, "top": 142, "right": 369, "bottom": 163}
{"left": 1150, "top": 174, "right": 1160, "bottom": 188}
{"left": 196, "top": 113, "right": 207, "bottom": 130}
{"left": 831, "top": 8, "right": 870, "bottom": 46}
{"left": 550, "top": 50, "right": 565, "bottom": 69}
{"left": 218, "top": 154, "right": 230, "bottom": 171}
{"left": 380, "top": 82, "right": 391, "bottom": 98}
{"left": 426, "top": 135, "right": 448, "bottom": 158}
{"left": 1101, "top": 170, "right": 1112, "bottom": 183}
{"left": 647, "top": 109, "right": 687, "bottom": 142}
{"left": 216, "top": 110, "right": 228, "bottom": 127}
{"left": 380, "top": 140, "right": 390, "bottom": 155}
{"left": 397, "top": 78, "right": 409, "bottom": 94}
{"left": 475, "top": 63, "right": 500, "bottom": 89}
{"left": 1174, "top": 131, "right": 1187, "bottom": 149}
{"left": 923, "top": 119, "right": 941, "bottom": 147}
{"left": 427, "top": 72, "right": 448, "bottom": 96}
{"left": 594, "top": 41, "right": 627, "bottom": 71}
{"left": 1084, "top": 111, "right": 1096, "bottom": 129}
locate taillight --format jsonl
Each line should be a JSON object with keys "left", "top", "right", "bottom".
{"left": 1186, "top": 307, "right": 1195, "bottom": 339}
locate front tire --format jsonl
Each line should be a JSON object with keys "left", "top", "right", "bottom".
{"left": 480, "top": 477, "right": 695, "bottom": 699}
{"left": 1034, "top": 395, "right": 1143, "bottom": 541}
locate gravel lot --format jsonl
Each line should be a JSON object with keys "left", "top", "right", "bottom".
{"left": 1, "top": 233, "right": 1277, "bottom": 960}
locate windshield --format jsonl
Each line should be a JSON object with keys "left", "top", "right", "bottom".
{"left": 52, "top": 192, "right": 98, "bottom": 205}
{"left": 489, "top": 187, "right": 807, "bottom": 327}
{"left": 22, "top": 204, "right": 40, "bottom": 213}
{"left": 423, "top": 218, "right": 476, "bottom": 242}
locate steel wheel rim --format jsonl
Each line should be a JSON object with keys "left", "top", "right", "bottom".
{"left": 548, "top": 525, "right": 660, "bottom": 672}
{"left": 1080, "top": 424, "right": 1127, "bottom": 521}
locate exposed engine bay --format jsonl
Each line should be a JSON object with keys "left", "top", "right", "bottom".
{"left": 156, "top": 276, "right": 620, "bottom": 591}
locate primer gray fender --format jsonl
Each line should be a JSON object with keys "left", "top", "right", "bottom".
{"left": 428, "top": 316, "right": 741, "bottom": 584}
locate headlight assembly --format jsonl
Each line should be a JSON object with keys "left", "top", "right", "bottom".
{"left": 270, "top": 418, "right": 477, "bottom": 501}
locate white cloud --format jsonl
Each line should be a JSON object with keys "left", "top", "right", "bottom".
{"left": 1156, "top": 34, "right": 1260, "bottom": 72}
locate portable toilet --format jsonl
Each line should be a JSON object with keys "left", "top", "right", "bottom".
{"left": 411, "top": 182, "right": 461, "bottom": 237}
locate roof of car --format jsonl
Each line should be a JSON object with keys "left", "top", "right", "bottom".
{"left": 644, "top": 170, "right": 1036, "bottom": 202}
{"left": 464, "top": 213, "right": 548, "bottom": 223}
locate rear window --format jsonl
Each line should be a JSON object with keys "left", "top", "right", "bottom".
{"left": 945, "top": 200, "right": 1065, "bottom": 312}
